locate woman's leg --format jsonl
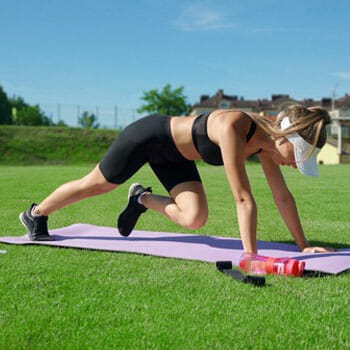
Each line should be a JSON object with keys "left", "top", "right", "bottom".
{"left": 20, "top": 165, "right": 118, "bottom": 241}
{"left": 34, "top": 165, "right": 118, "bottom": 216}
{"left": 141, "top": 181, "right": 208, "bottom": 230}
{"left": 22, "top": 116, "right": 156, "bottom": 240}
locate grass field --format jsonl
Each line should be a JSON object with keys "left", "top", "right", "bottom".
{"left": 0, "top": 163, "right": 350, "bottom": 349}
{"left": 0, "top": 126, "right": 118, "bottom": 165}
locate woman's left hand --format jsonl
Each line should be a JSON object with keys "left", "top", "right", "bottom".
{"left": 302, "top": 246, "right": 336, "bottom": 254}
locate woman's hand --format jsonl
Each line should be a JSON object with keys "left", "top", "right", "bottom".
{"left": 302, "top": 246, "right": 336, "bottom": 254}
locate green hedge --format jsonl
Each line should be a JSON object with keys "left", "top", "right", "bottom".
{"left": 0, "top": 126, "right": 119, "bottom": 165}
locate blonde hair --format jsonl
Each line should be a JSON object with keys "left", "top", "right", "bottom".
{"left": 248, "top": 105, "right": 331, "bottom": 151}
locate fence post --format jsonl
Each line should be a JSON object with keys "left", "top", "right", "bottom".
{"left": 338, "top": 121, "right": 342, "bottom": 155}
{"left": 57, "top": 104, "right": 61, "bottom": 122}
{"left": 77, "top": 105, "right": 80, "bottom": 126}
{"left": 114, "top": 105, "right": 118, "bottom": 129}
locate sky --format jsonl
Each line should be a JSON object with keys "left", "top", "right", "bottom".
{"left": 0, "top": 0, "right": 349, "bottom": 124}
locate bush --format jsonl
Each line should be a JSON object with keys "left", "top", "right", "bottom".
{"left": 0, "top": 85, "right": 12, "bottom": 124}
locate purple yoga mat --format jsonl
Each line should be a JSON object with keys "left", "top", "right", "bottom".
{"left": 1, "top": 223, "right": 349, "bottom": 275}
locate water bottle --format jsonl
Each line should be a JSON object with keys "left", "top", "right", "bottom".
{"left": 239, "top": 253, "right": 305, "bottom": 277}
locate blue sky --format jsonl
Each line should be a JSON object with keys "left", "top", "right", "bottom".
{"left": 1, "top": 0, "right": 349, "bottom": 112}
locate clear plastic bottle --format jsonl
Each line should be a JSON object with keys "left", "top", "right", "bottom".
{"left": 239, "top": 253, "right": 305, "bottom": 277}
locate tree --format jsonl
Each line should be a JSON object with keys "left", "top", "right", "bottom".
{"left": 9, "top": 96, "right": 27, "bottom": 111}
{"left": 78, "top": 111, "right": 100, "bottom": 129}
{"left": 56, "top": 120, "right": 68, "bottom": 127}
{"left": 12, "top": 104, "right": 53, "bottom": 126}
{"left": 9, "top": 95, "right": 53, "bottom": 126}
{"left": 0, "top": 85, "right": 12, "bottom": 124}
{"left": 137, "top": 84, "right": 191, "bottom": 116}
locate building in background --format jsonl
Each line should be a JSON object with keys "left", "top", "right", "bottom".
{"left": 192, "top": 89, "right": 350, "bottom": 165}
{"left": 191, "top": 89, "right": 347, "bottom": 116}
{"left": 317, "top": 137, "right": 350, "bottom": 165}
{"left": 320, "top": 106, "right": 350, "bottom": 164}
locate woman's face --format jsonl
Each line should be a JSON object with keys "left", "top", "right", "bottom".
{"left": 272, "top": 137, "right": 297, "bottom": 168}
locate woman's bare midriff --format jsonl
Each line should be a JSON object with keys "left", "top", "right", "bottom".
{"left": 170, "top": 116, "right": 201, "bottom": 160}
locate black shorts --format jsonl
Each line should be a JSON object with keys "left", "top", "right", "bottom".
{"left": 99, "top": 114, "right": 202, "bottom": 192}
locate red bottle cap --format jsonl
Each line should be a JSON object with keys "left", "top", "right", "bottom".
{"left": 239, "top": 258, "right": 246, "bottom": 270}
{"left": 285, "top": 260, "right": 305, "bottom": 277}
{"left": 298, "top": 261, "right": 306, "bottom": 276}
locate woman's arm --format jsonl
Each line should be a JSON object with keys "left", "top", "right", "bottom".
{"left": 259, "top": 154, "right": 310, "bottom": 250}
{"left": 219, "top": 119, "right": 257, "bottom": 253}
{"left": 259, "top": 155, "right": 335, "bottom": 253}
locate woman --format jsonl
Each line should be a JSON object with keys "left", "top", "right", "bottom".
{"left": 20, "top": 105, "right": 333, "bottom": 254}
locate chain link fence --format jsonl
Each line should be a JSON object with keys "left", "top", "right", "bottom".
{"left": 41, "top": 103, "right": 141, "bottom": 129}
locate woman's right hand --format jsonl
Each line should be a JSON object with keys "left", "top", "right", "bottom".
{"left": 302, "top": 246, "right": 336, "bottom": 254}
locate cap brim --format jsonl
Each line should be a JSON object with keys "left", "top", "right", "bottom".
{"left": 295, "top": 153, "right": 319, "bottom": 177}
{"left": 288, "top": 135, "right": 320, "bottom": 177}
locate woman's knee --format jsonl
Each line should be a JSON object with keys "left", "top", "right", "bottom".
{"left": 182, "top": 210, "right": 208, "bottom": 230}
{"left": 169, "top": 181, "right": 208, "bottom": 229}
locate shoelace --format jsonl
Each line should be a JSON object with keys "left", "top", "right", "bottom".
{"left": 144, "top": 187, "right": 152, "bottom": 194}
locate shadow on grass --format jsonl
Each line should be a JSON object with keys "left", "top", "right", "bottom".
{"left": 302, "top": 270, "right": 332, "bottom": 278}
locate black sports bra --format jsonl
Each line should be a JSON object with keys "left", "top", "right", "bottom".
{"left": 192, "top": 113, "right": 262, "bottom": 166}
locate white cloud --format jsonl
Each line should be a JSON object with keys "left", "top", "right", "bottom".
{"left": 174, "top": 4, "right": 234, "bottom": 32}
{"left": 332, "top": 72, "right": 350, "bottom": 80}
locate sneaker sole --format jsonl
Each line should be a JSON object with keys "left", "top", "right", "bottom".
{"left": 128, "top": 183, "right": 141, "bottom": 200}
{"left": 123, "top": 183, "right": 142, "bottom": 213}
{"left": 19, "top": 212, "right": 34, "bottom": 241}
{"left": 19, "top": 212, "right": 54, "bottom": 241}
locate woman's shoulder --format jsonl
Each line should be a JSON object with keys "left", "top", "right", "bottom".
{"left": 210, "top": 109, "right": 252, "bottom": 129}
{"left": 210, "top": 108, "right": 251, "bottom": 118}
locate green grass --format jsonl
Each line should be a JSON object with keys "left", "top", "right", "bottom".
{"left": 0, "top": 164, "right": 350, "bottom": 349}
{"left": 0, "top": 125, "right": 119, "bottom": 165}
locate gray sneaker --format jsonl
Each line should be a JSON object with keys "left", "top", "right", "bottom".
{"left": 19, "top": 203, "right": 54, "bottom": 241}
{"left": 117, "top": 183, "right": 152, "bottom": 237}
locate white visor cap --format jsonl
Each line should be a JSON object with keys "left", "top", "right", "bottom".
{"left": 280, "top": 117, "right": 321, "bottom": 177}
